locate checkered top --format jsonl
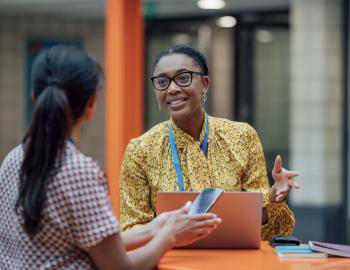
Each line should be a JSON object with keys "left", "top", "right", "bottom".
{"left": 0, "top": 141, "right": 120, "bottom": 269}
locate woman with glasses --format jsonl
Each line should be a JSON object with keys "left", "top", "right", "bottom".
{"left": 120, "top": 44, "right": 300, "bottom": 240}
{"left": 0, "top": 46, "right": 221, "bottom": 270}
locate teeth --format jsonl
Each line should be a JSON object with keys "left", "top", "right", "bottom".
{"left": 170, "top": 100, "right": 184, "bottom": 105}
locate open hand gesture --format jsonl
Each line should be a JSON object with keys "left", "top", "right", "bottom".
{"left": 272, "top": 156, "right": 300, "bottom": 202}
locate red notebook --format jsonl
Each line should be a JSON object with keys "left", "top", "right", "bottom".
{"left": 309, "top": 241, "right": 350, "bottom": 258}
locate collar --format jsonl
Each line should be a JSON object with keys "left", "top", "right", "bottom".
{"left": 66, "top": 137, "right": 77, "bottom": 150}
{"left": 66, "top": 136, "right": 75, "bottom": 145}
{"left": 169, "top": 109, "right": 209, "bottom": 148}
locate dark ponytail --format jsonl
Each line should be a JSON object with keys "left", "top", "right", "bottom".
{"left": 16, "top": 46, "right": 102, "bottom": 235}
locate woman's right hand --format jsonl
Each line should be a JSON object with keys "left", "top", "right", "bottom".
{"left": 90, "top": 202, "right": 221, "bottom": 270}
{"left": 161, "top": 201, "right": 222, "bottom": 248}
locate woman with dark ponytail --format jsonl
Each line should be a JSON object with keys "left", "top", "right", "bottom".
{"left": 17, "top": 47, "right": 97, "bottom": 236}
{"left": 0, "top": 46, "right": 220, "bottom": 270}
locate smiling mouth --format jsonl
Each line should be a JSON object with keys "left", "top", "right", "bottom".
{"left": 168, "top": 98, "right": 187, "bottom": 105}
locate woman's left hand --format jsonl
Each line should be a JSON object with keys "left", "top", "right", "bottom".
{"left": 147, "top": 206, "right": 187, "bottom": 237}
{"left": 147, "top": 211, "right": 173, "bottom": 236}
{"left": 272, "top": 155, "right": 300, "bottom": 202}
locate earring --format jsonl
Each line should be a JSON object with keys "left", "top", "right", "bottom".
{"left": 159, "top": 104, "right": 161, "bottom": 111}
{"left": 202, "top": 94, "right": 207, "bottom": 104}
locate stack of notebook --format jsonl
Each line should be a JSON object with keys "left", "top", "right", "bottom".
{"left": 275, "top": 246, "right": 328, "bottom": 258}
{"left": 309, "top": 241, "right": 350, "bottom": 258}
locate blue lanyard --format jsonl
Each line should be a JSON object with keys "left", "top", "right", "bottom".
{"left": 168, "top": 115, "right": 209, "bottom": 191}
{"left": 66, "top": 136, "right": 75, "bottom": 145}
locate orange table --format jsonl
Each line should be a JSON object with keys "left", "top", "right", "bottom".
{"left": 158, "top": 242, "right": 350, "bottom": 270}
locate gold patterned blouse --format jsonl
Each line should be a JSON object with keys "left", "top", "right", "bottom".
{"left": 119, "top": 112, "right": 295, "bottom": 240}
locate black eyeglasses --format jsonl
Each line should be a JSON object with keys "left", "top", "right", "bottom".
{"left": 151, "top": 71, "right": 204, "bottom": 91}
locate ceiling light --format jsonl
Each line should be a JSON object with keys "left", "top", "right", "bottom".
{"left": 216, "top": 16, "right": 237, "bottom": 28}
{"left": 197, "top": 0, "right": 226, "bottom": 10}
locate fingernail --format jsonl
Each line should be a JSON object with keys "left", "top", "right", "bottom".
{"left": 186, "top": 201, "right": 191, "bottom": 206}
{"left": 217, "top": 218, "right": 222, "bottom": 222}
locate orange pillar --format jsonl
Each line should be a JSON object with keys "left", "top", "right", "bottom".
{"left": 105, "top": 0, "right": 144, "bottom": 219}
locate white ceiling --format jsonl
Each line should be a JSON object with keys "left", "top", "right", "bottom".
{"left": 0, "top": 0, "right": 105, "bottom": 19}
{"left": 0, "top": 0, "right": 290, "bottom": 19}
{"left": 155, "top": 0, "right": 290, "bottom": 18}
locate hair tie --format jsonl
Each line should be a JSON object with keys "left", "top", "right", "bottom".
{"left": 48, "top": 78, "right": 60, "bottom": 87}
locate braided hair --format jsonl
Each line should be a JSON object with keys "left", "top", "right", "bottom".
{"left": 152, "top": 44, "right": 209, "bottom": 76}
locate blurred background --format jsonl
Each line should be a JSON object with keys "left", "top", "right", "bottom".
{"left": 0, "top": 0, "right": 349, "bottom": 244}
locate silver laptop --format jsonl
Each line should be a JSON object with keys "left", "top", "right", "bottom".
{"left": 157, "top": 192, "right": 262, "bottom": 249}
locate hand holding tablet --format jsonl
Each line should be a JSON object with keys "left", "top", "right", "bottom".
{"left": 188, "top": 188, "right": 223, "bottom": 214}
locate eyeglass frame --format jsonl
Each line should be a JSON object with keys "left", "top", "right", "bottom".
{"left": 150, "top": 71, "right": 205, "bottom": 91}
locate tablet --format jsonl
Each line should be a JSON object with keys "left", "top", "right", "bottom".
{"left": 188, "top": 188, "right": 223, "bottom": 214}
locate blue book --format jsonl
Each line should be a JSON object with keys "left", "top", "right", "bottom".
{"left": 276, "top": 246, "right": 314, "bottom": 253}
{"left": 275, "top": 246, "right": 328, "bottom": 258}
{"left": 276, "top": 246, "right": 311, "bottom": 250}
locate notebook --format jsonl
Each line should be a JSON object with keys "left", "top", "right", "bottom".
{"left": 309, "top": 241, "right": 350, "bottom": 258}
{"left": 275, "top": 246, "right": 328, "bottom": 258}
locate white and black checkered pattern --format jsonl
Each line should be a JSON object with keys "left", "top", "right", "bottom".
{"left": 0, "top": 141, "right": 120, "bottom": 269}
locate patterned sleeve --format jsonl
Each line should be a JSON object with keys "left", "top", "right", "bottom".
{"left": 241, "top": 124, "right": 295, "bottom": 241}
{"left": 48, "top": 157, "right": 120, "bottom": 251}
{"left": 119, "top": 139, "right": 154, "bottom": 231}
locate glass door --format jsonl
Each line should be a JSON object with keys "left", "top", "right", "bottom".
{"left": 234, "top": 14, "right": 290, "bottom": 186}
